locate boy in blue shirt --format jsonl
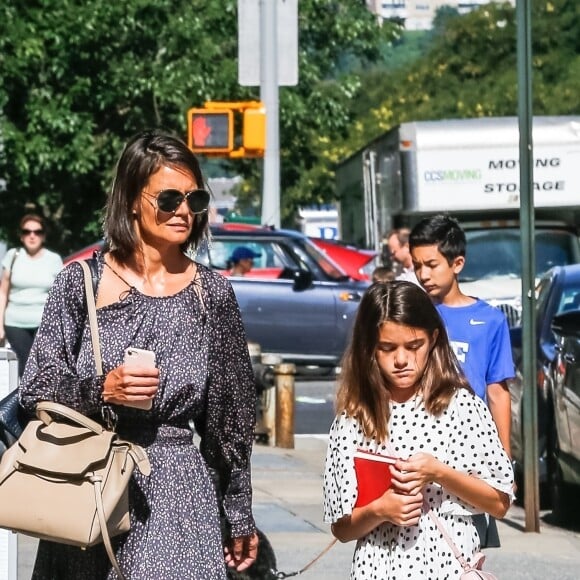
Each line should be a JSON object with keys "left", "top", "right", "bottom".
{"left": 409, "top": 214, "right": 514, "bottom": 548}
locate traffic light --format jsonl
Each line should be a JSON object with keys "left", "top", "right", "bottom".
{"left": 186, "top": 101, "right": 266, "bottom": 158}
{"left": 187, "top": 108, "right": 233, "bottom": 153}
{"left": 243, "top": 107, "right": 266, "bottom": 152}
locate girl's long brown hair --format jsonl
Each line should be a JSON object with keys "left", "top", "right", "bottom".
{"left": 336, "top": 281, "right": 471, "bottom": 442}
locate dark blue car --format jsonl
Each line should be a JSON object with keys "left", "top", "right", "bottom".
{"left": 510, "top": 263, "right": 580, "bottom": 513}
{"left": 548, "top": 307, "right": 580, "bottom": 523}
{"left": 196, "top": 226, "right": 369, "bottom": 369}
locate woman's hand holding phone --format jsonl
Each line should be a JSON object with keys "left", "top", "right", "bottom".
{"left": 102, "top": 348, "right": 159, "bottom": 409}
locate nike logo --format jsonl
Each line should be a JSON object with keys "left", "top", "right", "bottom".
{"left": 469, "top": 319, "right": 486, "bottom": 326}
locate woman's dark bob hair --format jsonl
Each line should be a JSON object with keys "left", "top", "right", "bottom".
{"left": 103, "top": 129, "right": 209, "bottom": 261}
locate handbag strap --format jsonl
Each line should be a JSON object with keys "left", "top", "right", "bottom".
{"left": 79, "top": 259, "right": 103, "bottom": 375}
{"left": 90, "top": 474, "right": 126, "bottom": 580}
{"left": 425, "top": 503, "right": 470, "bottom": 571}
{"left": 79, "top": 259, "right": 125, "bottom": 579}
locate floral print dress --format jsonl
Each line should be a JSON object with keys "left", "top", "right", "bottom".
{"left": 19, "top": 253, "right": 257, "bottom": 579}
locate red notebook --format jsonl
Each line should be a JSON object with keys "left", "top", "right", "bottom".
{"left": 353, "top": 450, "right": 397, "bottom": 508}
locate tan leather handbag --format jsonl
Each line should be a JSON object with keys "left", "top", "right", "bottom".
{"left": 0, "top": 260, "right": 150, "bottom": 580}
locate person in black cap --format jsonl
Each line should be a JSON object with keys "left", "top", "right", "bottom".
{"left": 228, "top": 246, "right": 260, "bottom": 277}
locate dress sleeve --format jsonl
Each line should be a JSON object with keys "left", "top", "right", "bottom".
{"left": 440, "top": 390, "right": 515, "bottom": 515}
{"left": 198, "top": 278, "right": 256, "bottom": 538}
{"left": 19, "top": 261, "right": 105, "bottom": 415}
{"left": 323, "top": 413, "right": 360, "bottom": 523}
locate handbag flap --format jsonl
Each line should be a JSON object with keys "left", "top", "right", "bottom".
{"left": 15, "top": 419, "right": 116, "bottom": 477}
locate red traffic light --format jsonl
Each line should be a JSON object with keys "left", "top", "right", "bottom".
{"left": 187, "top": 109, "right": 233, "bottom": 153}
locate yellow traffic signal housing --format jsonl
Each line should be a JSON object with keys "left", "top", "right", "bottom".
{"left": 243, "top": 107, "right": 266, "bottom": 152}
{"left": 187, "top": 108, "right": 233, "bottom": 153}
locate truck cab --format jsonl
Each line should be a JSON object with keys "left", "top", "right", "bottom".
{"left": 460, "top": 224, "right": 580, "bottom": 326}
{"left": 336, "top": 116, "right": 580, "bottom": 325}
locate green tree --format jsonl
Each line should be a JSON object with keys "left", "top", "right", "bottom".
{"left": 348, "top": 1, "right": 580, "bottom": 148}
{"left": 0, "top": 0, "right": 393, "bottom": 251}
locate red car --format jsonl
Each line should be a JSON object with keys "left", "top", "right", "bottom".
{"left": 64, "top": 230, "right": 379, "bottom": 283}
{"left": 310, "top": 238, "right": 378, "bottom": 281}
{"left": 63, "top": 241, "right": 104, "bottom": 265}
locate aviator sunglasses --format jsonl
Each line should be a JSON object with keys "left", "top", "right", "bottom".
{"left": 143, "top": 188, "right": 210, "bottom": 215}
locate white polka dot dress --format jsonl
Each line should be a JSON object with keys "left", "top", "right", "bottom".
{"left": 19, "top": 255, "right": 257, "bottom": 579}
{"left": 323, "top": 389, "right": 514, "bottom": 580}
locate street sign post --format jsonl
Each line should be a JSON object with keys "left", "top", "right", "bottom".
{"left": 238, "top": 0, "right": 299, "bottom": 229}
{"left": 238, "top": 0, "right": 298, "bottom": 87}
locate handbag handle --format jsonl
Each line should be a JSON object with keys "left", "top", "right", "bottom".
{"left": 36, "top": 401, "right": 104, "bottom": 435}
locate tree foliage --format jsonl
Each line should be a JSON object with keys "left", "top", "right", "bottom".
{"left": 4, "top": 0, "right": 577, "bottom": 251}
{"left": 340, "top": 1, "right": 580, "bottom": 156}
{"left": 0, "top": 0, "right": 393, "bottom": 251}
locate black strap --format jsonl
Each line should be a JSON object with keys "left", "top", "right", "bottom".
{"left": 87, "top": 253, "right": 100, "bottom": 297}
{"left": 8, "top": 248, "right": 20, "bottom": 278}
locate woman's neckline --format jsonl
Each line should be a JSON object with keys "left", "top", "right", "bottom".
{"left": 102, "top": 255, "right": 201, "bottom": 300}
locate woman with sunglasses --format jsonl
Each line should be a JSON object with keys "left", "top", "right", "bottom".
{"left": 19, "top": 130, "right": 258, "bottom": 579}
{"left": 0, "top": 213, "right": 62, "bottom": 376}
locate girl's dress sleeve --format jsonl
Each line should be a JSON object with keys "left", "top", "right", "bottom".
{"left": 19, "top": 261, "right": 105, "bottom": 416}
{"left": 441, "top": 389, "right": 515, "bottom": 515}
{"left": 197, "top": 278, "right": 256, "bottom": 538}
{"left": 323, "top": 413, "right": 360, "bottom": 523}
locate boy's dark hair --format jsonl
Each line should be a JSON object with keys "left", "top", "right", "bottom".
{"left": 409, "top": 214, "right": 466, "bottom": 264}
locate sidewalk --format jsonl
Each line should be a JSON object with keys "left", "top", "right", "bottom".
{"left": 16, "top": 435, "right": 580, "bottom": 579}
{"left": 251, "top": 436, "right": 580, "bottom": 580}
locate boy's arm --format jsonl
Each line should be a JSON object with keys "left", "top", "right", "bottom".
{"left": 487, "top": 380, "right": 512, "bottom": 458}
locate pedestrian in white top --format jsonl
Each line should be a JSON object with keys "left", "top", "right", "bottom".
{"left": 0, "top": 213, "right": 62, "bottom": 376}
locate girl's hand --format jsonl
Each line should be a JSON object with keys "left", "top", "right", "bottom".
{"left": 224, "top": 532, "right": 259, "bottom": 571}
{"left": 390, "top": 453, "right": 441, "bottom": 496}
{"left": 373, "top": 489, "right": 423, "bottom": 527}
{"left": 102, "top": 365, "right": 159, "bottom": 405}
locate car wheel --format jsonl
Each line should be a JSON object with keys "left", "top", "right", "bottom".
{"left": 513, "top": 412, "right": 551, "bottom": 509}
{"left": 512, "top": 460, "right": 551, "bottom": 510}
{"left": 548, "top": 423, "right": 576, "bottom": 526}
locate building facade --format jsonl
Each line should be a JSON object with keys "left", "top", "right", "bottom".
{"left": 366, "top": 1, "right": 515, "bottom": 31}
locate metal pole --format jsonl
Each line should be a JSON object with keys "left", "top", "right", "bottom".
{"left": 260, "top": 354, "right": 283, "bottom": 446}
{"left": 260, "top": 0, "right": 281, "bottom": 228}
{"left": 275, "top": 363, "right": 296, "bottom": 449}
{"left": 517, "top": 0, "right": 540, "bottom": 533}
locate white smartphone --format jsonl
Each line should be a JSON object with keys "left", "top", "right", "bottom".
{"left": 123, "top": 348, "right": 156, "bottom": 410}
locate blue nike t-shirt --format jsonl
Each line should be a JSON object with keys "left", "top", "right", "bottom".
{"left": 436, "top": 299, "right": 515, "bottom": 402}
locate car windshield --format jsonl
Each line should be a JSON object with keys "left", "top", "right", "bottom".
{"left": 195, "top": 233, "right": 349, "bottom": 282}
{"left": 556, "top": 288, "right": 580, "bottom": 315}
{"left": 460, "top": 229, "right": 578, "bottom": 282}
{"left": 287, "top": 237, "right": 349, "bottom": 281}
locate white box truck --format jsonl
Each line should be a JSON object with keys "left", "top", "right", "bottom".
{"left": 336, "top": 116, "right": 580, "bottom": 325}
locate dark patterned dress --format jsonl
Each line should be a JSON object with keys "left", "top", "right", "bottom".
{"left": 19, "top": 253, "right": 257, "bottom": 579}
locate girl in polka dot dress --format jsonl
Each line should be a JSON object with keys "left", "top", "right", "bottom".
{"left": 323, "top": 281, "right": 514, "bottom": 579}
